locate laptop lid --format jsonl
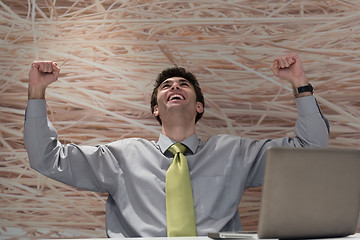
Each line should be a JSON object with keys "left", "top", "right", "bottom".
{"left": 257, "top": 147, "right": 360, "bottom": 239}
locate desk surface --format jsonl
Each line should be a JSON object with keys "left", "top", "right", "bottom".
{"left": 78, "top": 233, "right": 360, "bottom": 240}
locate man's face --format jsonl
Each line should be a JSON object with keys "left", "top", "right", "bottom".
{"left": 153, "top": 77, "right": 204, "bottom": 122}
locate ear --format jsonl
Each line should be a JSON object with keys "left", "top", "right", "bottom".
{"left": 196, "top": 102, "right": 204, "bottom": 114}
{"left": 153, "top": 105, "right": 159, "bottom": 116}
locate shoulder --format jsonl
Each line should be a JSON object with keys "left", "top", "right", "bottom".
{"left": 207, "top": 134, "right": 242, "bottom": 142}
{"left": 106, "top": 137, "right": 158, "bottom": 148}
{"left": 203, "top": 134, "right": 243, "bottom": 149}
{"left": 202, "top": 134, "right": 265, "bottom": 152}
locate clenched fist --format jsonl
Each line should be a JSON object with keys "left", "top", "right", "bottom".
{"left": 272, "top": 53, "right": 308, "bottom": 89}
{"left": 28, "top": 61, "right": 60, "bottom": 99}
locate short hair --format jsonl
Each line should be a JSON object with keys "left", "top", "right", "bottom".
{"left": 150, "top": 67, "right": 205, "bottom": 125}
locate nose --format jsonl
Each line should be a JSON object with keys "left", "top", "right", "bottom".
{"left": 171, "top": 82, "right": 180, "bottom": 90}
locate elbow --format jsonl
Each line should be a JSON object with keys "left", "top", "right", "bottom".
{"left": 295, "top": 119, "right": 330, "bottom": 149}
{"left": 26, "top": 149, "right": 45, "bottom": 173}
{"left": 315, "top": 123, "right": 330, "bottom": 148}
{"left": 24, "top": 138, "right": 60, "bottom": 174}
{"left": 304, "top": 131, "right": 329, "bottom": 149}
{"left": 28, "top": 155, "right": 41, "bottom": 171}
{"left": 313, "top": 137, "right": 329, "bottom": 148}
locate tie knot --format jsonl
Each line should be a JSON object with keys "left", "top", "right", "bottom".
{"left": 168, "top": 143, "right": 187, "bottom": 155}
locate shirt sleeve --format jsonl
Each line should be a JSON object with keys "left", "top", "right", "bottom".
{"left": 243, "top": 95, "right": 330, "bottom": 188}
{"left": 294, "top": 95, "right": 330, "bottom": 147}
{"left": 23, "top": 99, "right": 120, "bottom": 193}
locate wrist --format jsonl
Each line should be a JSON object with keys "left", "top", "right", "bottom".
{"left": 28, "top": 85, "right": 46, "bottom": 99}
{"left": 291, "top": 74, "right": 308, "bottom": 88}
{"left": 293, "top": 83, "right": 314, "bottom": 98}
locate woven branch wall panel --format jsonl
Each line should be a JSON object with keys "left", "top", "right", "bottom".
{"left": 1, "top": 0, "right": 359, "bottom": 238}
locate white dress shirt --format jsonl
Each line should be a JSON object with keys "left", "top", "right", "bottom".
{"left": 23, "top": 96, "right": 329, "bottom": 237}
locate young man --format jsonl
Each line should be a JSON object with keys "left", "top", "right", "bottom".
{"left": 24, "top": 53, "right": 329, "bottom": 238}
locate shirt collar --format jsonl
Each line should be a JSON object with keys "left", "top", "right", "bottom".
{"left": 158, "top": 133, "right": 200, "bottom": 155}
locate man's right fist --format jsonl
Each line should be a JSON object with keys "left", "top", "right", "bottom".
{"left": 28, "top": 61, "right": 60, "bottom": 99}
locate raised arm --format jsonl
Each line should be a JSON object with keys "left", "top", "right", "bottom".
{"left": 243, "top": 53, "right": 329, "bottom": 188}
{"left": 271, "top": 52, "right": 329, "bottom": 144}
{"left": 24, "top": 61, "right": 119, "bottom": 193}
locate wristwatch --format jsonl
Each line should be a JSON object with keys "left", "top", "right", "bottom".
{"left": 293, "top": 83, "right": 313, "bottom": 96}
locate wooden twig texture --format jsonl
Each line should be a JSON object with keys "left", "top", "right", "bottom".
{"left": 0, "top": 0, "right": 359, "bottom": 238}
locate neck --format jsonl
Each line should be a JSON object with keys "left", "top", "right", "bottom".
{"left": 161, "top": 117, "right": 196, "bottom": 142}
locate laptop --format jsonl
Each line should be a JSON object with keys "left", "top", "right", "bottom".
{"left": 210, "top": 147, "right": 360, "bottom": 239}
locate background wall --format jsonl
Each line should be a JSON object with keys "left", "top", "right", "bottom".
{"left": 0, "top": 0, "right": 359, "bottom": 238}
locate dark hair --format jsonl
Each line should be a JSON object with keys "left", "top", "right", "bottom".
{"left": 150, "top": 67, "right": 205, "bottom": 125}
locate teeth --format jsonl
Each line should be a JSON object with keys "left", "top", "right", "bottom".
{"left": 169, "top": 94, "right": 184, "bottom": 101}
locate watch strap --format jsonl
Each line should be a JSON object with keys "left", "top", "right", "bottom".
{"left": 293, "top": 83, "right": 313, "bottom": 96}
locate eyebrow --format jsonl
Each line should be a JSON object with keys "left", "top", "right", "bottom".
{"left": 160, "top": 78, "right": 190, "bottom": 87}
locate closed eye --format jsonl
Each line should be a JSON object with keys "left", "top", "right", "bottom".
{"left": 159, "top": 79, "right": 191, "bottom": 90}
{"left": 161, "top": 84, "right": 170, "bottom": 89}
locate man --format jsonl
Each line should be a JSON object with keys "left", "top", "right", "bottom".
{"left": 24, "top": 53, "right": 329, "bottom": 238}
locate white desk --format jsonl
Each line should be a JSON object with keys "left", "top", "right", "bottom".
{"left": 84, "top": 233, "right": 360, "bottom": 239}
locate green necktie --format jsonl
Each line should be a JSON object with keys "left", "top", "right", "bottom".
{"left": 166, "top": 143, "right": 197, "bottom": 237}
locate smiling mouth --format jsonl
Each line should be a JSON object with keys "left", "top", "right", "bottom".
{"left": 167, "top": 94, "right": 185, "bottom": 101}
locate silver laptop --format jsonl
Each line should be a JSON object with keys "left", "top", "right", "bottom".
{"left": 257, "top": 147, "right": 360, "bottom": 239}
{"left": 208, "top": 147, "right": 360, "bottom": 239}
